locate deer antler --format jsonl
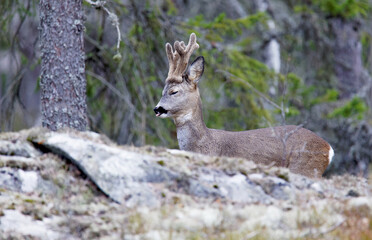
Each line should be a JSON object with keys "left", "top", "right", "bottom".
{"left": 165, "top": 33, "right": 199, "bottom": 82}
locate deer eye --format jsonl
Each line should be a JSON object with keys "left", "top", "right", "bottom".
{"left": 170, "top": 91, "right": 178, "bottom": 96}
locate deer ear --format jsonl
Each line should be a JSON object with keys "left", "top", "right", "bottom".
{"left": 187, "top": 56, "right": 204, "bottom": 84}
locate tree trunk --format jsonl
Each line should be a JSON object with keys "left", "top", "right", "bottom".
{"left": 331, "top": 18, "right": 363, "bottom": 99}
{"left": 39, "top": 0, "right": 87, "bottom": 131}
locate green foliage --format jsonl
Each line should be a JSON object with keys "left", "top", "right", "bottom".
{"left": 85, "top": 3, "right": 177, "bottom": 147}
{"left": 0, "top": 0, "right": 19, "bottom": 45}
{"left": 200, "top": 45, "right": 310, "bottom": 130}
{"left": 293, "top": 4, "right": 316, "bottom": 15}
{"left": 0, "top": 0, "right": 39, "bottom": 131}
{"left": 361, "top": 32, "right": 372, "bottom": 68}
{"left": 0, "top": 0, "right": 37, "bottom": 46}
{"left": 311, "top": 0, "right": 370, "bottom": 19}
{"left": 184, "top": 12, "right": 306, "bottom": 131}
{"left": 223, "top": 51, "right": 275, "bottom": 128}
{"left": 328, "top": 97, "right": 367, "bottom": 120}
{"left": 282, "top": 73, "right": 305, "bottom": 113}
{"left": 284, "top": 0, "right": 372, "bottom": 124}
{"left": 186, "top": 12, "right": 268, "bottom": 42}
{"left": 285, "top": 107, "right": 300, "bottom": 118}
{"left": 310, "top": 89, "right": 339, "bottom": 106}
{"left": 294, "top": 0, "right": 370, "bottom": 19}
{"left": 1, "top": 74, "right": 6, "bottom": 95}
{"left": 164, "top": 0, "right": 178, "bottom": 15}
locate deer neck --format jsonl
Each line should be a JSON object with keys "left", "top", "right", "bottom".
{"left": 174, "top": 98, "right": 209, "bottom": 151}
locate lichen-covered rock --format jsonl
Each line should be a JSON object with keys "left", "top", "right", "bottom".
{"left": 0, "top": 209, "right": 62, "bottom": 239}
{"left": 0, "top": 139, "right": 41, "bottom": 158}
{"left": 0, "top": 128, "right": 371, "bottom": 239}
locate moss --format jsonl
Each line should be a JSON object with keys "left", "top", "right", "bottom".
{"left": 23, "top": 199, "right": 35, "bottom": 203}
{"left": 157, "top": 160, "right": 165, "bottom": 166}
{"left": 312, "top": 0, "right": 370, "bottom": 19}
{"left": 276, "top": 172, "right": 290, "bottom": 182}
{"left": 328, "top": 97, "right": 368, "bottom": 120}
{"left": 127, "top": 212, "right": 147, "bottom": 235}
{"left": 6, "top": 202, "right": 16, "bottom": 210}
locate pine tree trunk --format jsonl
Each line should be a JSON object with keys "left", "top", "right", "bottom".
{"left": 331, "top": 18, "right": 363, "bottom": 99}
{"left": 39, "top": 0, "right": 87, "bottom": 131}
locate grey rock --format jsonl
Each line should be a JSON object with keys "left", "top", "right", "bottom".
{"left": 33, "top": 132, "right": 178, "bottom": 206}
{"left": 250, "top": 173, "right": 293, "bottom": 201}
{"left": 31, "top": 131, "right": 295, "bottom": 206}
{"left": 0, "top": 168, "right": 23, "bottom": 192}
{"left": 0, "top": 140, "right": 41, "bottom": 158}
{"left": 0, "top": 210, "right": 63, "bottom": 240}
{"left": 0, "top": 155, "right": 41, "bottom": 169}
{"left": 0, "top": 167, "right": 56, "bottom": 194}
{"left": 197, "top": 170, "right": 272, "bottom": 204}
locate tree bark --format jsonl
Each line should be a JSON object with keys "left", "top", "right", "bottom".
{"left": 39, "top": 0, "right": 87, "bottom": 131}
{"left": 331, "top": 18, "right": 363, "bottom": 99}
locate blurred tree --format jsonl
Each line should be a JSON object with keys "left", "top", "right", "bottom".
{"left": 39, "top": 0, "right": 87, "bottom": 131}
{"left": 0, "top": 0, "right": 39, "bottom": 131}
{"left": 331, "top": 17, "right": 364, "bottom": 99}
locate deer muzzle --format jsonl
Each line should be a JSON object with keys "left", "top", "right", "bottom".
{"left": 154, "top": 106, "right": 168, "bottom": 117}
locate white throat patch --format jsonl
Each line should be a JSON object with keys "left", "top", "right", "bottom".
{"left": 175, "top": 110, "right": 193, "bottom": 126}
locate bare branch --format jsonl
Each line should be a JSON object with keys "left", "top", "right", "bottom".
{"left": 85, "top": 0, "right": 122, "bottom": 56}
{"left": 283, "top": 123, "right": 305, "bottom": 142}
{"left": 86, "top": 70, "right": 139, "bottom": 118}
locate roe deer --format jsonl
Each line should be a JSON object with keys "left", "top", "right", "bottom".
{"left": 154, "top": 33, "right": 334, "bottom": 178}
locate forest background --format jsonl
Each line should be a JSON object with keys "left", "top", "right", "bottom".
{"left": 0, "top": 0, "right": 372, "bottom": 177}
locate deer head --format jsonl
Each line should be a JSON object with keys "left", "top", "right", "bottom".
{"left": 154, "top": 33, "right": 204, "bottom": 126}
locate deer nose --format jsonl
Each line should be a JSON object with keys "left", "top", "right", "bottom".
{"left": 154, "top": 106, "right": 168, "bottom": 116}
{"left": 153, "top": 107, "right": 160, "bottom": 114}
